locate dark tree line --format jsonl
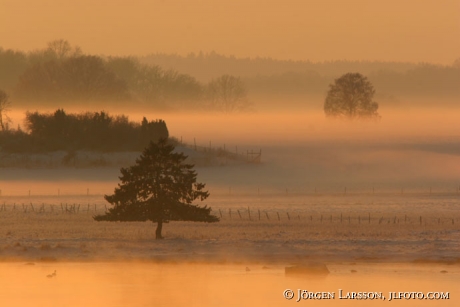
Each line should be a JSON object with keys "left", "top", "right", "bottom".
{"left": 0, "top": 40, "right": 249, "bottom": 112}
{"left": 16, "top": 56, "right": 130, "bottom": 103}
{"left": 0, "top": 109, "right": 168, "bottom": 153}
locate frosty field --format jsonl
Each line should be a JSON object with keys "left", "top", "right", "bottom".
{"left": 1, "top": 192, "right": 459, "bottom": 264}
{"left": 1, "top": 193, "right": 459, "bottom": 306}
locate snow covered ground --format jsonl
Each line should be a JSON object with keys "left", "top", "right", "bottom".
{"left": 1, "top": 194, "right": 459, "bottom": 264}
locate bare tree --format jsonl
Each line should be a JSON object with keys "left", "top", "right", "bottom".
{"left": 46, "top": 39, "right": 82, "bottom": 60}
{"left": 207, "top": 75, "right": 250, "bottom": 112}
{"left": 0, "top": 89, "right": 11, "bottom": 131}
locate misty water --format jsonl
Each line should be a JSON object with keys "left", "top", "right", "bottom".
{"left": 1, "top": 262, "right": 458, "bottom": 307}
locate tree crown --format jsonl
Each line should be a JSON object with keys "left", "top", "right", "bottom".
{"left": 94, "top": 138, "right": 218, "bottom": 223}
{"left": 324, "top": 72, "right": 380, "bottom": 119}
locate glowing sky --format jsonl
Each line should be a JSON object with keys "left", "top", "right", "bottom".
{"left": 1, "top": 0, "right": 459, "bottom": 64}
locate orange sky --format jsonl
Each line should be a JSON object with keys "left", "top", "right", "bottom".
{"left": 1, "top": 0, "right": 459, "bottom": 64}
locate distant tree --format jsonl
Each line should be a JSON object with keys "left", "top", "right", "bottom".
{"left": 207, "top": 75, "right": 250, "bottom": 112}
{"left": 0, "top": 89, "right": 11, "bottom": 131}
{"left": 46, "top": 39, "right": 82, "bottom": 60}
{"left": 16, "top": 55, "right": 130, "bottom": 102}
{"left": 106, "top": 57, "right": 204, "bottom": 108}
{"left": 324, "top": 73, "right": 379, "bottom": 119}
{"left": 453, "top": 58, "right": 460, "bottom": 69}
{"left": 94, "top": 138, "right": 219, "bottom": 239}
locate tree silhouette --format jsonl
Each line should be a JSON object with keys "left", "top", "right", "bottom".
{"left": 94, "top": 138, "right": 219, "bottom": 239}
{"left": 207, "top": 75, "right": 250, "bottom": 112}
{"left": 0, "top": 89, "right": 11, "bottom": 131}
{"left": 324, "top": 73, "right": 379, "bottom": 119}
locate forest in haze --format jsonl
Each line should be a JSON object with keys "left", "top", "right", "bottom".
{"left": 1, "top": 40, "right": 459, "bottom": 113}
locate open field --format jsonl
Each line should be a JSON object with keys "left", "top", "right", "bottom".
{"left": 1, "top": 194, "right": 459, "bottom": 306}
{"left": 1, "top": 194, "right": 459, "bottom": 264}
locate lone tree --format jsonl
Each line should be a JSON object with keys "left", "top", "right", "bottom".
{"left": 207, "top": 75, "right": 250, "bottom": 112}
{"left": 94, "top": 138, "right": 219, "bottom": 239}
{"left": 324, "top": 73, "right": 379, "bottom": 119}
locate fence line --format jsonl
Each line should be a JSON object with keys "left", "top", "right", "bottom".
{"left": 0, "top": 202, "right": 458, "bottom": 226}
{"left": 1, "top": 186, "right": 460, "bottom": 198}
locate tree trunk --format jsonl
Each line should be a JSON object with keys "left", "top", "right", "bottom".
{"left": 155, "top": 219, "right": 163, "bottom": 239}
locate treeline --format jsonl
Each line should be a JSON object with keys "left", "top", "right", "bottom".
{"left": 143, "top": 52, "right": 460, "bottom": 101}
{"left": 0, "top": 109, "right": 168, "bottom": 153}
{"left": 1, "top": 40, "right": 459, "bottom": 110}
{"left": 0, "top": 40, "right": 248, "bottom": 111}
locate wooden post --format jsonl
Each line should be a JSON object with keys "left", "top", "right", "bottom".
{"left": 277, "top": 212, "right": 280, "bottom": 221}
{"left": 248, "top": 207, "right": 251, "bottom": 220}
{"left": 286, "top": 212, "right": 290, "bottom": 220}
{"left": 265, "top": 212, "right": 269, "bottom": 220}
{"left": 219, "top": 209, "right": 222, "bottom": 218}
{"left": 237, "top": 209, "right": 242, "bottom": 219}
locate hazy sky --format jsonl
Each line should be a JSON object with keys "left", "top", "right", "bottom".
{"left": 1, "top": 0, "right": 459, "bottom": 64}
